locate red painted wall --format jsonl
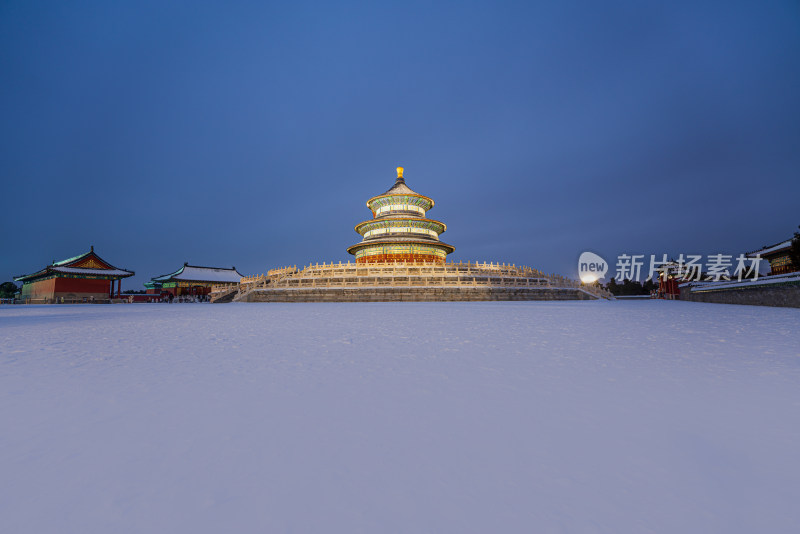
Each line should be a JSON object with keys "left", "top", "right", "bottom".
{"left": 54, "top": 278, "right": 111, "bottom": 294}
{"left": 161, "top": 286, "right": 212, "bottom": 296}
{"left": 22, "top": 277, "right": 114, "bottom": 299}
{"left": 21, "top": 278, "right": 57, "bottom": 298}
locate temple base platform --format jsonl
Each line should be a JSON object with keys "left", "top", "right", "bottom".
{"left": 236, "top": 286, "right": 597, "bottom": 303}
{"left": 211, "top": 261, "right": 611, "bottom": 303}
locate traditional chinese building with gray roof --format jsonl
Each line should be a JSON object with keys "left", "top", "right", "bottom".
{"left": 146, "top": 263, "right": 244, "bottom": 296}
{"left": 747, "top": 238, "right": 796, "bottom": 275}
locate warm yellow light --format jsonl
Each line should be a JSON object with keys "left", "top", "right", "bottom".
{"left": 397, "top": 166, "right": 404, "bottom": 179}
{"left": 580, "top": 273, "right": 598, "bottom": 284}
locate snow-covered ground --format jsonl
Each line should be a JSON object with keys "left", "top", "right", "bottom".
{"left": 1, "top": 301, "right": 799, "bottom": 533}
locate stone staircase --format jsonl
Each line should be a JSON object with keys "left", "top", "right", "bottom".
{"left": 209, "top": 285, "right": 239, "bottom": 303}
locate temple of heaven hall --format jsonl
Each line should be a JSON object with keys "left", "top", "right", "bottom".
{"left": 212, "top": 166, "right": 611, "bottom": 303}
{"left": 347, "top": 167, "right": 454, "bottom": 264}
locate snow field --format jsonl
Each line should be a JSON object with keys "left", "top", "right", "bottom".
{"left": 1, "top": 301, "right": 799, "bottom": 533}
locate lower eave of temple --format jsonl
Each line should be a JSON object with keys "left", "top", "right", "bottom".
{"left": 347, "top": 240, "right": 455, "bottom": 265}
{"left": 346, "top": 239, "right": 455, "bottom": 255}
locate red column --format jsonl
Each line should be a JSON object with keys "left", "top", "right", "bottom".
{"left": 117, "top": 279, "right": 121, "bottom": 298}
{"left": 110, "top": 279, "right": 114, "bottom": 298}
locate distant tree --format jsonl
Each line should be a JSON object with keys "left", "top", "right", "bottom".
{"left": 620, "top": 278, "right": 646, "bottom": 296}
{"left": 642, "top": 279, "right": 658, "bottom": 293}
{"left": 0, "top": 281, "right": 19, "bottom": 298}
{"left": 604, "top": 278, "right": 620, "bottom": 295}
{"left": 604, "top": 278, "right": 649, "bottom": 296}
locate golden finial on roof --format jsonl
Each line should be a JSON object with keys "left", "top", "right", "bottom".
{"left": 396, "top": 166, "right": 404, "bottom": 179}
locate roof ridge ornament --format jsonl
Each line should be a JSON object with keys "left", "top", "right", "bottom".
{"left": 396, "top": 166, "right": 404, "bottom": 184}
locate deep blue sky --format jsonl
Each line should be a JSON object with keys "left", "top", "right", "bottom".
{"left": 2, "top": 1, "right": 798, "bottom": 287}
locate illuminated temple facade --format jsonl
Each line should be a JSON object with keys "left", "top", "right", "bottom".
{"left": 209, "top": 165, "right": 612, "bottom": 303}
{"left": 347, "top": 167, "right": 455, "bottom": 263}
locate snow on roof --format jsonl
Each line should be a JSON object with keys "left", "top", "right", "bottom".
{"left": 690, "top": 272, "right": 800, "bottom": 292}
{"left": 150, "top": 267, "right": 184, "bottom": 282}
{"left": 174, "top": 266, "right": 242, "bottom": 282}
{"left": 152, "top": 264, "right": 243, "bottom": 283}
{"left": 53, "top": 266, "right": 134, "bottom": 277}
{"left": 747, "top": 239, "right": 792, "bottom": 257}
{"left": 13, "top": 267, "right": 51, "bottom": 282}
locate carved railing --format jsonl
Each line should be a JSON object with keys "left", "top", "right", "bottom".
{"left": 209, "top": 282, "right": 243, "bottom": 294}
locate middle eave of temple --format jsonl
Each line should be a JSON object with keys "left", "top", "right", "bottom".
{"left": 354, "top": 217, "right": 447, "bottom": 234}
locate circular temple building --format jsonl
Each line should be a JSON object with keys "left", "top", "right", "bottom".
{"left": 347, "top": 167, "right": 455, "bottom": 264}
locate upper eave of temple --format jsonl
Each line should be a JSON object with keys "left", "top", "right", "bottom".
{"left": 366, "top": 190, "right": 434, "bottom": 211}
{"left": 384, "top": 180, "right": 418, "bottom": 196}
{"left": 365, "top": 169, "right": 434, "bottom": 210}
{"left": 14, "top": 247, "right": 135, "bottom": 282}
